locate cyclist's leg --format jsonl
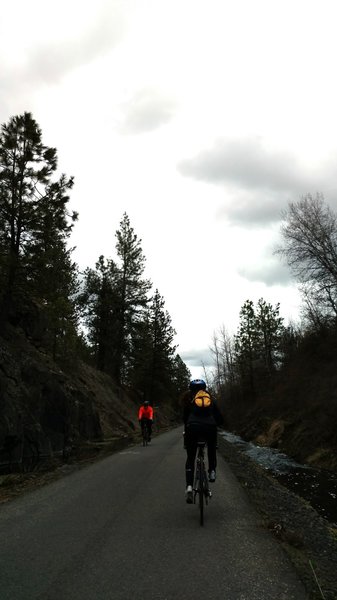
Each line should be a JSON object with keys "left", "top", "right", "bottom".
{"left": 206, "top": 427, "right": 217, "bottom": 478}
{"left": 185, "top": 429, "right": 197, "bottom": 487}
{"left": 147, "top": 419, "right": 152, "bottom": 440}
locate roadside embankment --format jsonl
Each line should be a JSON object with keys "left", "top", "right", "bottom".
{"left": 218, "top": 434, "right": 337, "bottom": 600}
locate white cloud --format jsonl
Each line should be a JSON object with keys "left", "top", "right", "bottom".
{"left": 237, "top": 260, "right": 293, "bottom": 286}
{"left": 117, "top": 88, "right": 176, "bottom": 134}
{"left": 180, "top": 348, "right": 213, "bottom": 369}
{"left": 179, "top": 137, "right": 337, "bottom": 227}
{"left": 179, "top": 138, "right": 304, "bottom": 190}
{"left": 0, "top": 0, "right": 126, "bottom": 102}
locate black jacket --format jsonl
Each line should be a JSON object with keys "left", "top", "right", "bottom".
{"left": 182, "top": 390, "right": 225, "bottom": 429}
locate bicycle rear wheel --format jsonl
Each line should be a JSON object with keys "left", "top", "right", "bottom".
{"left": 198, "top": 459, "right": 204, "bottom": 526}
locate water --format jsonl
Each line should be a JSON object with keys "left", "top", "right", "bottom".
{"left": 221, "top": 431, "right": 337, "bottom": 526}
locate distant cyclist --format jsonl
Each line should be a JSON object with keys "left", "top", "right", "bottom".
{"left": 138, "top": 400, "right": 154, "bottom": 442}
{"left": 182, "top": 379, "right": 224, "bottom": 503}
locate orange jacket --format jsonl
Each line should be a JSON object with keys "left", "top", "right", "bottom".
{"left": 138, "top": 405, "right": 154, "bottom": 420}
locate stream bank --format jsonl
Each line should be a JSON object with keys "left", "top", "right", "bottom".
{"left": 222, "top": 431, "right": 337, "bottom": 526}
{"left": 218, "top": 433, "right": 337, "bottom": 600}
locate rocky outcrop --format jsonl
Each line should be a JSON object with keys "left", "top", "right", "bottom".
{"left": 0, "top": 328, "right": 142, "bottom": 473}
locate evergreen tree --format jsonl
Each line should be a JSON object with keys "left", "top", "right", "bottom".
{"left": 0, "top": 112, "right": 78, "bottom": 355}
{"left": 170, "top": 353, "right": 191, "bottom": 399}
{"left": 130, "top": 289, "right": 177, "bottom": 402}
{"left": 234, "top": 298, "right": 284, "bottom": 395}
{"left": 234, "top": 300, "right": 258, "bottom": 394}
{"left": 25, "top": 177, "right": 79, "bottom": 357}
{"left": 79, "top": 214, "right": 151, "bottom": 384}
{"left": 255, "top": 298, "right": 284, "bottom": 374}
{"left": 128, "top": 314, "right": 153, "bottom": 394}
{"left": 113, "top": 213, "right": 151, "bottom": 384}
{"left": 148, "top": 289, "right": 177, "bottom": 395}
{"left": 79, "top": 256, "right": 119, "bottom": 373}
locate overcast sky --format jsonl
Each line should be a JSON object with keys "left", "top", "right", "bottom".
{"left": 2, "top": 0, "right": 337, "bottom": 377}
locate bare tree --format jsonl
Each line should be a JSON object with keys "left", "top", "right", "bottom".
{"left": 209, "top": 326, "right": 236, "bottom": 396}
{"left": 276, "top": 193, "right": 337, "bottom": 324}
{"left": 218, "top": 325, "right": 236, "bottom": 386}
{"left": 201, "top": 361, "right": 212, "bottom": 389}
{"left": 210, "top": 331, "right": 223, "bottom": 393}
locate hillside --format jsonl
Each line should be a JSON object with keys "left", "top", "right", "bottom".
{"left": 224, "top": 329, "right": 337, "bottom": 472}
{"left": 0, "top": 325, "right": 176, "bottom": 475}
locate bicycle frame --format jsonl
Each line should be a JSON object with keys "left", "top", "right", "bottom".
{"left": 193, "top": 440, "right": 211, "bottom": 526}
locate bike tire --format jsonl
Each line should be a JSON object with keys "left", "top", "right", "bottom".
{"left": 198, "top": 459, "right": 204, "bottom": 526}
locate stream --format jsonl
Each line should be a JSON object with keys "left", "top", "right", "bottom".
{"left": 221, "top": 431, "right": 337, "bottom": 527}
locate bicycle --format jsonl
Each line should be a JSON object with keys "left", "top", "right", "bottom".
{"left": 141, "top": 421, "right": 150, "bottom": 447}
{"left": 193, "top": 440, "right": 212, "bottom": 526}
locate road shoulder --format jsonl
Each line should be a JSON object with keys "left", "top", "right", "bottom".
{"left": 218, "top": 435, "right": 337, "bottom": 600}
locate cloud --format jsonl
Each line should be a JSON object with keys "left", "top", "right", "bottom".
{"left": 27, "top": 21, "right": 123, "bottom": 85}
{"left": 0, "top": 3, "right": 126, "bottom": 97}
{"left": 237, "top": 259, "right": 293, "bottom": 286}
{"left": 235, "top": 234, "right": 295, "bottom": 286}
{"left": 118, "top": 88, "right": 176, "bottom": 134}
{"left": 216, "top": 190, "right": 289, "bottom": 225}
{"left": 178, "top": 137, "right": 337, "bottom": 226}
{"left": 178, "top": 138, "right": 306, "bottom": 191}
{"left": 180, "top": 348, "right": 213, "bottom": 368}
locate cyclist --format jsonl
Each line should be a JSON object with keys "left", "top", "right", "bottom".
{"left": 182, "top": 379, "right": 224, "bottom": 503}
{"left": 138, "top": 400, "right": 154, "bottom": 442}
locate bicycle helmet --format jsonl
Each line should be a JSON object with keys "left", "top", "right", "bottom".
{"left": 143, "top": 400, "right": 150, "bottom": 406}
{"left": 189, "top": 379, "right": 206, "bottom": 392}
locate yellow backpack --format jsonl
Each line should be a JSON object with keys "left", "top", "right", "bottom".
{"left": 193, "top": 390, "right": 212, "bottom": 408}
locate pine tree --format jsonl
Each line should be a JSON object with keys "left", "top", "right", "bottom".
{"left": 130, "top": 289, "right": 177, "bottom": 402}
{"left": 79, "top": 215, "right": 151, "bottom": 384}
{"left": 0, "top": 112, "right": 77, "bottom": 347}
{"left": 113, "top": 213, "right": 151, "bottom": 384}
{"left": 79, "top": 256, "right": 119, "bottom": 373}
{"left": 234, "top": 298, "right": 285, "bottom": 396}
{"left": 255, "top": 298, "right": 284, "bottom": 374}
{"left": 170, "top": 353, "right": 191, "bottom": 400}
{"left": 234, "top": 299, "right": 258, "bottom": 393}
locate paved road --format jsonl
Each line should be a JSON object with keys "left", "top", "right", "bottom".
{"left": 0, "top": 427, "right": 308, "bottom": 599}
